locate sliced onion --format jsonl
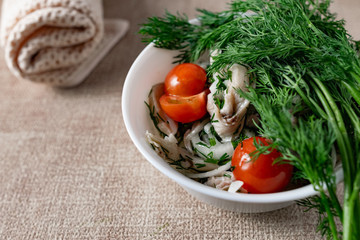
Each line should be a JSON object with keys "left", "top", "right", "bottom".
{"left": 185, "top": 161, "right": 232, "bottom": 179}
{"left": 183, "top": 120, "right": 208, "bottom": 153}
{"left": 146, "top": 131, "right": 180, "bottom": 160}
{"left": 228, "top": 181, "right": 244, "bottom": 193}
{"left": 148, "top": 83, "right": 178, "bottom": 137}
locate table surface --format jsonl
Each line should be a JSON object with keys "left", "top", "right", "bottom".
{"left": 0, "top": 1, "right": 359, "bottom": 239}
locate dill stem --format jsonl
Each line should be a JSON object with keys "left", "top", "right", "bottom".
{"left": 349, "top": 172, "right": 360, "bottom": 238}
{"left": 352, "top": 64, "right": 360, "bottom": 78}
{"left": 343, "top": 105, "right": 360, "bottom": 136}
{"left": 324, "top": 179, "right": 343, "bottom": 222}
{"left": 343, "top": 189, "right": 355, "bottom": 240}
{"left": 311, "top": 76, "right": 354, "bottom": 179}
{"left": 310, "top": 81, "right": 349, "bottom": 181}
{"left": 320, "top": 191, "right": 340, "bottom": 240}
{"left": 350, "top": 71, "right": 360, "bottom": 86}
{"left": 310, "top": 80, "right": 353, "bottom": 238}
{"left": 342, "top": 79, "right": 360, "bottom": 107}
{"left": 281, "top": 73, "right": 327, "bottom": 119}
{"left": 352, "top": 197, "right": 360, "bottom": 239}
{"left": 311, "top": 77, "right": 358, "bottom": 240}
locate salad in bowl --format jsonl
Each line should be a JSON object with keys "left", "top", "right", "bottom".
{"left": 124, "top": 0, "right": 359, "bottom": 239}
{"left": 144, "top": 57, "right": 295, "bottom": 195}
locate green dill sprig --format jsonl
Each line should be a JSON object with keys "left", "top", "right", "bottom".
{"left": 211, "top": 70, "right": 233, "bottom": 110}
{"left": 139, "top": 9, "right": 236, "bottom": 63}
{"left": 297, "top": 195, "right": 340, "bottom": 239}
{"left": 223, "top": 173, "right": 232, "bottom": 178}
{"left": 231, "top": 133, "right": 248, "bottom": 149}
{"left": 193, "top": 147, "right": 231, "bottom": 166}
{"left": 139, "top": 11, "right": 199, "bottom": 63}
{"left": 210, "top": 113, "right": 219, "bottom": 123}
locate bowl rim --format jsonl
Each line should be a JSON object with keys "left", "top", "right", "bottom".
{"left": 122, "top": 42, "right": 344, "bottom": 204}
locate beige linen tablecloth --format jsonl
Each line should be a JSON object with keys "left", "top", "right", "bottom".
{"left": 0, "top": 0, "right": 358, "bottom": 239}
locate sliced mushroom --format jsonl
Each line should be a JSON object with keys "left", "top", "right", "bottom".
{"left": 207, "top": 63, "right": 251, "bottom": 142}
{"left": 184, "top": 120, "right": 234, "bottom": 160}
{"left": 204, "top": 171, "right": 245, "bottom": 193}
{"left": 204, "top": 171, "right": 234, "bottom": 190}
{"left": 146, "top": 131, "right": 220, "bottom": 172}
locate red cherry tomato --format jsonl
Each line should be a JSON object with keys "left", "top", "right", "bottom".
{"left": 159, "top": 90, "right": 208, "bottom": 123}
{"left": 231, "top": 137, "right": 293, "bottom": 193}
{"left": 164, "top": 63, "right": 207, "bottom": 96}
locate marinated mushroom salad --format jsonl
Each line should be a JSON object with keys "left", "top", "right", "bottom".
{"left": 145, "top": 54, "right": 294, "bottom": 194}
{"left": 140, "top": 1, "right": 360, "bottom": 238}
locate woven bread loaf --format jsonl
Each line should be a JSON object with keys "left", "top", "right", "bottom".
{"left": 1, "top": 0, "right": 104, "bottom": 86}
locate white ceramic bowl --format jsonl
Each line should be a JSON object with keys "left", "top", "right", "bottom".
{"left": 122, "top": 42, "right": 344, "bottom": 213}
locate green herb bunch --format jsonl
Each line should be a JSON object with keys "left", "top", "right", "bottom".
{"left": 139, "top": 0, "right": 360, "bottom": 239}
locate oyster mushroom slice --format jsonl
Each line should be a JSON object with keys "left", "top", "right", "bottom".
{"left": 207, "top": 63, "right": 251, "bottom": 142}
{"left": 147, "top": 83, "right": 178, "bottom": 138}
{"left": 184, "top": 120, "right": 234, "bottom": 160}
{"left": 204, "top": 171, "right": 235, "bottom": 190}
{"left": 146, "top": 131, "right": 219, "bottom": 172}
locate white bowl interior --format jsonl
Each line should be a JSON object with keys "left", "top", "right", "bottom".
{"left": 122, "top": 43, "right": 344, "bottom": 208}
